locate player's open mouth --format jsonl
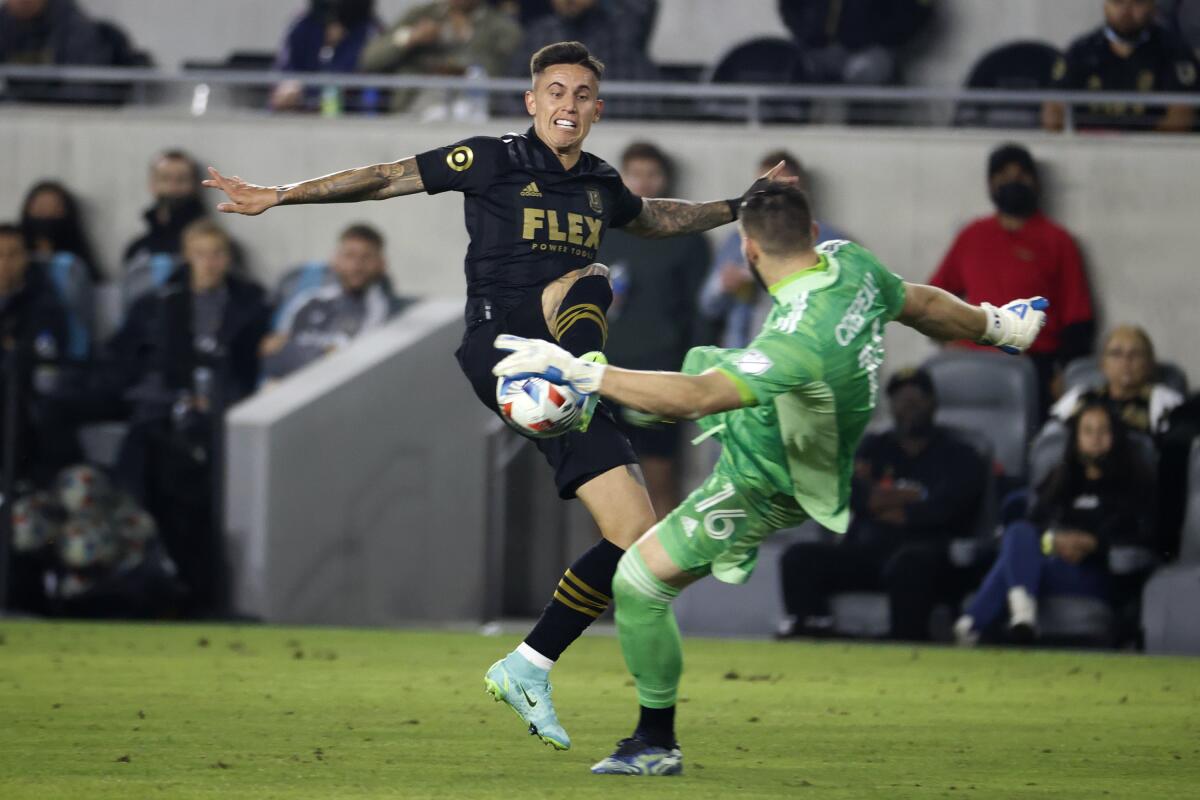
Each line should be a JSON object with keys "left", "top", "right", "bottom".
{"left": 553, "top": 119, "right": 577, "bottom": 130}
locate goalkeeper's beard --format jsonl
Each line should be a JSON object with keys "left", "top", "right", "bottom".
{"left": 746, "top": 253, "right": 770, "bottom": 294}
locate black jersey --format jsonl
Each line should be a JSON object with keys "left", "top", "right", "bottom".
{"left": 415, "top": 126, "right": 644, "bottom": 319}
{"left": 1051, "top": 24, "right": 1199, "bottom": 130}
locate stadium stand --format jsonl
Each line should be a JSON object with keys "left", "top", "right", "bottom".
{"left": 825, "top": 427, "right": 996, "bottom": 641}
{"left": 923, "top": 350, "right": 1038, "bottom": 479}
{"left": 1142, "top": 438, "right": 1200, "bottom": 653}
{"left": 954, "top": 40, "right": 1062, "bottom": 128}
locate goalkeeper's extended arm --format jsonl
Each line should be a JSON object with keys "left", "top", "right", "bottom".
{"left": 897, "top": 283, "right": 1049, "bottom": 355}
{"left": 491, "top": 335, "right": 744, "bottom": 420}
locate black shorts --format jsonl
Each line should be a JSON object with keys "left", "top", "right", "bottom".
{"left": 455, "top": 296, "right": 637, "bottom": 500}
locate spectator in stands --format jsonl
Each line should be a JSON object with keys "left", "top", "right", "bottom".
{"left": 954, "top": 397, "right": 1153, "bottom": 644}
{"left": 780, "top": 368, "right": 988, "bottom": 640}
{"left": 928, "top": 144, "right": 1094, "bottom": 410}
{"left": 1160, "top": 0, "right": 1200, "bottom": 58}
{"left": 270, "top": 0, "right": 382, "bottom": 112}
{"left": 20, "top": 180, "right": 101, "bottom": 283}
{"left": 110, "top": 219, "right": 268, "bottom": 617}
{"left": 260, "top": 223, "right": 410, "bottom": 380}
{"left": 778, "top": 0, "right": 934, "bottom": 86}
{"left": 1044, "top": 0, "right": 1199, "bottom": 133}
{"left": 515, "top": 0, "right": 660, "bottom": 82}
{"left": 122, "top": 150, "right": 208, "bottom": 276}
{"left": 596, "top": 142, "right": 710, "bottom": 519}
{"left": 360, "top": 0, "right": 520, "bottom": 113}
{"left": 700, "top": 150, "right": 849, "bottom": 349}
{"left": 0, "top": 0, "right": 112, "bottom": 67}
{"left": 1051, "top": 325, "right": 1183, "bottom": 435}
{"left": 19, "top": 180, "right": 97, "bottom": 361}
{"left": 0, "top": 222, "right": 77, "bottom": 484}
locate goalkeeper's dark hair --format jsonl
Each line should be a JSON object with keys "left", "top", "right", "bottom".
{"left": 739, "top": 184, "right": 814, "bottom": 256}
{"left": 530, "top": 41, "right": 605, "bottom": 80}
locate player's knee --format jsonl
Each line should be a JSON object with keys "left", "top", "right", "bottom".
{"left": 555, "top": 274, "right": 613, "bottom": 324}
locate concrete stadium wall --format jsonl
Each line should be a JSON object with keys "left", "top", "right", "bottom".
{"left": 83, "top": 0, "right": 1099, "bottom": 84}
{"left": 223, "top": 299, "right": 495, "bottom": 624}
{"left": 2, "top": 108, "right": 1199, "bottom": 380}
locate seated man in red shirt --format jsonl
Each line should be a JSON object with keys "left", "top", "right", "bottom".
{"left": 928, "top": 144, "right": 1094, "bottom": 411}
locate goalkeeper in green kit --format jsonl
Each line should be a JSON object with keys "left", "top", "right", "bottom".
{"left": 492, "top": 185, "right": 1049, "bottom": 776}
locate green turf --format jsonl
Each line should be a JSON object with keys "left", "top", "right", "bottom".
{"left": 0, "top": 622, "right": 1197, "bottom": 799}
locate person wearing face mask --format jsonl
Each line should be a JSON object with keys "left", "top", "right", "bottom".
{"left": 1044, "top": 0, "right": 1198, "bottom": 133}
{"left": 19, "top": 180, "right": 97, "bottom": 362}
{"left": 19, "top": 180, "right": 101, "bottom": 283}
{"left": 271, "top": 0, "right": 383, "bottom": 112}
{"left": 122, "top": 151, "right": 209, "bottom": 277}
{"left": 955, "top": 398, "right": 1154, "bottom": 645}
{"left": 928, "top": 144, "right": 1094, "bottom": 412}
{"left": 778, "top": 367, "right": 988, "bottom": 641}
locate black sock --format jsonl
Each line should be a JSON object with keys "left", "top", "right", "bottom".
{"left": 552, "top": 274, "right": 612, "bottom": 356}
{"left": 635, "top": 705, "right": 677, "bottom": 748}
{"left": 523, "top": 538, "right": 623, "bottom": 662}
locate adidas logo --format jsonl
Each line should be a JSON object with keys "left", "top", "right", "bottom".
{"left": 520, "top": 182, "right": 542, "bottom": 198}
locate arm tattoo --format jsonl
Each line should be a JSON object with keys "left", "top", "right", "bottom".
{"left": 276, "top": 157, "right": 425, "bottom": 206}
{"left": 623, "top": 198, "right": 735, "bottom": 239}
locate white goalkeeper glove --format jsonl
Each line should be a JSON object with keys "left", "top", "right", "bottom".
{"left": 492, "top": 334, "right": 606, "bottom": 394}
{"left": 978, "top": 297, "right": 1050, "bottom": 355}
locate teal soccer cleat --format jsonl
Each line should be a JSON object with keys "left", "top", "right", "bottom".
{"left": 590, "top": 737, "right": 683, "bottom": 776}
{"left": 484, "top": 654, "right": 571, "bottom": 750}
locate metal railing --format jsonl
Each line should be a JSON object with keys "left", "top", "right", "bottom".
{"left": 3, "top": 64, "right": 1200, "bottom": 129}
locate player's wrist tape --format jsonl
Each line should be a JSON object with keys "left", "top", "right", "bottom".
{"left": 977, "top": 302, "right": 1006, "bottom": 345}
{"left": 566, "top": 359, "right": 606, "bottom": 394}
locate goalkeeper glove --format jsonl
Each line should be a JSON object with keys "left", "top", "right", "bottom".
{"left": 492, "top": 334, "right": 606, "bottom": 394}
{"left": 978, "top": 296, "right": 1050, "bottom": 355}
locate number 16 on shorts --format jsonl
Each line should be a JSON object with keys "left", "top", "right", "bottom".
{"left": 688, "top": 482, "right": 747, "bottom": 541}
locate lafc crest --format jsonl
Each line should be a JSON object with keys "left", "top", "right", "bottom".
{"left": 586, "top": 187, "right": 603, "bottom": 214}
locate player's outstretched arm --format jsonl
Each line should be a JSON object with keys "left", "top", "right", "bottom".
{"left": 898, "top": 283, "right": 1049, "bottom": 355}
{"left": 492, "top": 335, "right": 743, "bottom": 420}
{"left": 622, "top": 160, "right": 798, "bottom": 239}
{"left": 202, "top": 157, "right": 425, "bottom": 215}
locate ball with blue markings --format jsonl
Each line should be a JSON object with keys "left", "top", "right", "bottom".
{"left": 496, "top": 376, "right": 585, "bottom": 439}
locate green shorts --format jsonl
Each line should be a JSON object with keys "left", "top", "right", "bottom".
{"left": 655, "top": 464, "right": 808, "bottom": 585}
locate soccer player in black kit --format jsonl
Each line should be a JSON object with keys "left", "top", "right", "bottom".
{"left": 205, "top": 41, "right": 788, "bottom": 752}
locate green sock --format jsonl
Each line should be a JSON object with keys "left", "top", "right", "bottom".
{"left": 612, "top": 548, "right": 683, "bottom": 709}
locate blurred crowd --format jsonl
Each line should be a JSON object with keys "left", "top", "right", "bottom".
{"left": 1, "top": 1, "right": 1199, "bottom": 130}
{"left": 2, "top": 149, "right": 413, "bottom": 618}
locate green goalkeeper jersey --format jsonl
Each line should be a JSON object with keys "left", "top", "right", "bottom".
{"left": 682, "top": 240, "right": 907, "bottom": 533}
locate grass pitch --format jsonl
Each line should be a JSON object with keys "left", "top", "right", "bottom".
{"left": 0, "top": 622, "right": 1197, "bottom": 799}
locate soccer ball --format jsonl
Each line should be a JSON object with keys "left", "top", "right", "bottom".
{"left": 496, "top": 376, "right": 586, "bottom": 438}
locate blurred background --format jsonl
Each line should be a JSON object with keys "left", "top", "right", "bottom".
{"left": 1, "top": 0, "right": 1199, "bottom": 655}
